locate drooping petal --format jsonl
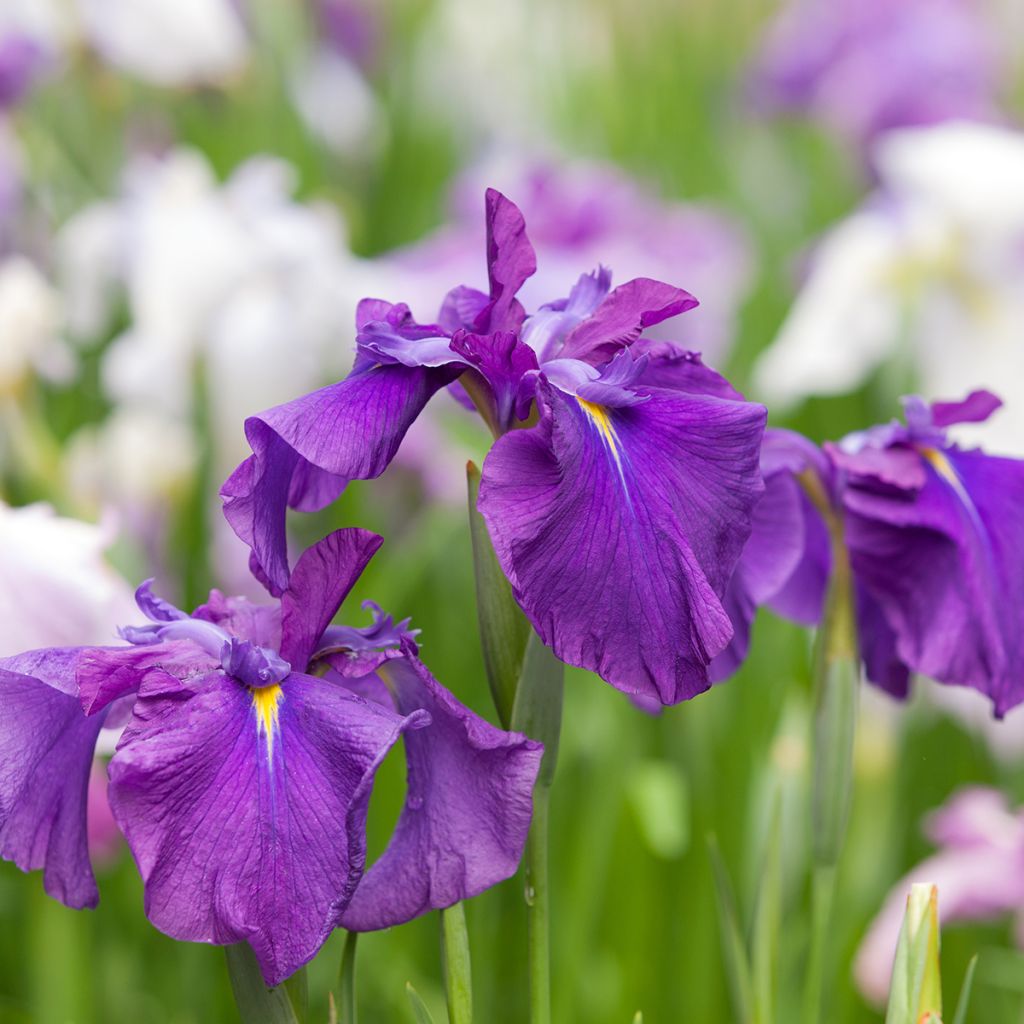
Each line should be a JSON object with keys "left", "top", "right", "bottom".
{"left": 108, "top": 668, "right": 422, "bottom": 986}
{"left": 221, "top": 363, "right": 459, "bottom": 593}
{"left": 0, "top": 653, "right": 106, "bottom": 908}
{"left": 339, "top": 648, "right": 542, "bottom": 931}
{"left": 855, "top": 584, "right": 910, "bottom": 699}
{"left": 559, "top": 278, "right": 698, "bottom": 365}
{"left": 279, "top": 528, "right": 383, "bottom": 668}
{"left": 842, "top": 445, "right": 1024, "bottom": 713}
{"left": 478, "top": 379, "right": 766, "bottom": 704}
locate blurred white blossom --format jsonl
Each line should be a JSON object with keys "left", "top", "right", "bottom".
{"left": 754, "top": 121, "right": 1024, "bottom": 455}
{"left": 58, "top": 147, "right": 366, "bottom": 475}
{"left": 0, "top": 500, "right": 137, "bottom": 654}
{"left": 76, "top": 0, "right": 249, "bottom": 87}
{"left": 0, "top": 255, "right": 70, "bottom": 394}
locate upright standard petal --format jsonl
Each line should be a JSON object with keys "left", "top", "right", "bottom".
{"left": 338, "top": 647, "right": 542, "bottom": 931}
{"left": 108, "top": 667, "right": 421, "bottom": 986}
{"left": 478, "top": 380, "right": 766, "bottom": 703}
{"left": 278, "top": 528, "right": 383, "bottom": 668}
{"left": 477, "top": 188, "right": 537, "bottom": 333}
{"left": 559, "top": 278, "right": 698, "bottom": 364}
{"left": 0, "top": 650, "right": 106, "bottom": 909}
{"left": 221, "top": 363, "right": 458, "bottom": 593}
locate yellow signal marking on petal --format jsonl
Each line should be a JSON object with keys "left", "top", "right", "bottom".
{"left": 252, "top": 684, "right": 283, "bottom": 760}
{"left": 919, "top": 445, "right": 976, "bottom": 507}
{"left": 577, "top": 397, "right": 623, "bottom": 462}
{"left": 919, "top": 445, "right": 959, "bottom": 486}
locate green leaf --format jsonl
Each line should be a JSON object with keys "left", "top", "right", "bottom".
{"left": 952, "top": 955, "right": 978, "bottom": 1024}
{"left": 467, "top": 461, "right": 531, "bottom": 728}
{"left": 440, "top": 904, "right": 473, "bottom": 1024}
{"left": 751, "top": 798, "right": 782, "bottom": 1024}
{"left": 406, "top": 982, "right": 439, "bottom": 1024}
{"left": 708, "top": 836, "right": 754, "bottom": 1024}
{"left": 224, "top": 945, "right": 300, "bottom": 1024}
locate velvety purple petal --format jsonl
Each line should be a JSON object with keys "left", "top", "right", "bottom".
{"left": 0, "top": 647, "right": 82, "bottom": 696}
{"left": 193, "top": 591, "right": 282, "bottom": 649}
{"left": 574, "top": 349, "right": 652, "bottom": 409}
{"left": 560, "top": 278, "right": 699, "bottom": 364}
{"left": 521, "top": 268, "right": 612, "bottom": 360}
{"left": 77, "top": 641, "right": 215, "bottom": 715}
{"left": 108, "top": 668, "right": 422, "bottom": 986}
{"left": 827, "top": 440, "right": 927, "bottom": 492}
{"left": 760, "top": 429, "right": 832, "bottom": 626}
{"left": 843, "top": 445, "right": 1024, "bottom": 713}
{"left": 353, "top": 300, "right": 451, "bottom": 371}
{"left": 339, "top": 648, "right": 542, "bottom": 931}
{"left": 478, "top": 379, "right": 766, "bottom": 704}
{"left": 627, "top": 341, "right": 744, "bottom": 400}
{"left": 0, "top": 664, "right": 105, "bottom": 908}
{"left": 222, "top": 363, "right": 458, "bottom": 594}
{"left": 134, "top": 579, "right": 188, "bottom": 622}
{"left": 931, "top": 389, "right": 1002, "bottom": 428}
{"left": 856, "top": 584, "right": 910, "bottom": 699}
{"left": 450, "top": 330, "right": 539, "bottom": 432}
{"left": 438, "top": 285, "right": 489, "bottom": 334}
{"left": 709, "top": 437, "right": 812, "bottom": 682}
{"left": 476, "top": 189, "right": 536, "bottom": 333}
{"left": 279, "top": 529, "right": 383, "bottom": 668}
{"left": 708, "top": 581, "right": 757, "bottom": 684}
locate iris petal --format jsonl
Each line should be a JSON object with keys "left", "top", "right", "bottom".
{"left": 478, "top": 379, "right": 766, "bottom": 704}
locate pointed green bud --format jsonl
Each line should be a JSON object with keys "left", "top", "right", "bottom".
{"left": 886, "top": 883, "right": 942, "bottom": 1024}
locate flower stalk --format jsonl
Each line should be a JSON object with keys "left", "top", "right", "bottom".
{"left": 441, "top": 903, "right": 474, "bottom": 1024}
{"left": 468, "top": 465, "right": 564, "bottom": 1024}
{"left": 510, "top": 631, "right": 565, "bottom": 1024}
{"left": 798, "top": 468, "right": 859, "bottom": 1024}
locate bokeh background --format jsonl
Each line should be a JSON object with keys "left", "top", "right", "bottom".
{"left": 2, "top": 0, "right": 1024, "bottom": 1021}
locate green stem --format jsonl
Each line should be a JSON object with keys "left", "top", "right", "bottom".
{"left": 338, "top": 930, "right": 358, "bottom": 1024}
{"left": 522, "top": 785, "right": 553, "bottom": 1024}
{"left": 510, "top": 633, "right": 565, "bottom": 1024}
{"left": 802, "top": 865, "right": 836, "bottom": 1024}
{"left": 441, "top": 903, "right": 474, "bottom": 1024}
{"left": 798, "top": 470, "right": 859, "bottom": 1024}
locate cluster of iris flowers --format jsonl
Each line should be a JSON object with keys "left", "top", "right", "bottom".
{"left": 2, "top": 188, "right": 1021, "bottom": 1010}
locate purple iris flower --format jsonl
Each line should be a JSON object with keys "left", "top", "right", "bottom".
{"left": 0, "top": 528, "right": 541, "bottom": 985}
{"left": 222, "top": 190, "right": 768, "bottom": 706}
{"left": 831, "top": 390, "right": 1024, "bottom": 714}
{"left": 715, "top": 391, "right": 1024, "bottom": 716}
{"left": 0, "top": 34, "right": 46, "bottom": 109}
{"left": 750, "top": 0, "right": 1004, "bottom": 152}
